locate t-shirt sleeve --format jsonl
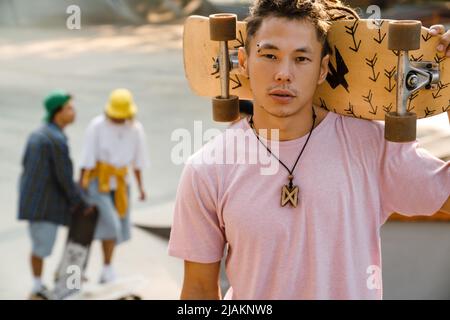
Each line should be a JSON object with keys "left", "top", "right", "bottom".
{"left": 79, "top": 120, "right": 97, "bottom": 170}
{"left": 379, "top": 139, "right": 450, "bottom": 223}
{"left": 133, "top": 123, "right": 150, "bottom": 170}
{"left": 168, "top": 162, "right": 226, "bottom": 263}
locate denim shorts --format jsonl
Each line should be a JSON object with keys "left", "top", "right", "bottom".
{"left": 85, "top": 179, "right": 131, "bottom": 244}
{"left": 28, "top": 221, "right": 59, "bottom": 258}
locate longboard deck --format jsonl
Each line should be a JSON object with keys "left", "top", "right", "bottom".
{"left": 53, "top": 209, "right": 98, "bottom": 300}
{"left": 184, "top": 16, "right": 449, "bottom": 121}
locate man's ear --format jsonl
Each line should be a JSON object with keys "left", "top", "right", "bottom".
{"left": 318, "top": 54, "right": 330, "bottom": 85}
{"left": 238, "top": 47, "right": 249, "bottom": 79}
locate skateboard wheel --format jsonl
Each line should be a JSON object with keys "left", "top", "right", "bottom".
{"left": 209, "top": 13, "right": 237, "bottom": 41}
{"left": 388, "top": 20, "right": 421, "bottom": 51}
{"left": 385, "top": 112, "right": 417, "bottom": 142}
{"left": 212, "top": 95, "right": 239, "bottom": 122}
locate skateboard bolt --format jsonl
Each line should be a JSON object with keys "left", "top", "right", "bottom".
{"left": 407, "top": 74, "right": 418, "bottom": 88}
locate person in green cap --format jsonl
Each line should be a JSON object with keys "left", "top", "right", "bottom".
{"left": 18, "top": 90, "right": 95, "bottom": 300}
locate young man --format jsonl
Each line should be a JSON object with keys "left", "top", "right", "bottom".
{"left": 18, "top": 90, "right": 94, "bottom": 300}
{"left": 169, "top": 0, "right": 450, "bottom": 299}
{"left": 79, "top": 88, "right": 149, "bottom": 284}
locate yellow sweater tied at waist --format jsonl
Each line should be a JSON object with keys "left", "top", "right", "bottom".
{"left": 82, "top": 162, "right": 129, "bottom": 218}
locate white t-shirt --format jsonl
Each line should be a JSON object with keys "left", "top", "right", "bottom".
{"left": 80, "top": 114, "right": 149, "bottom": 189}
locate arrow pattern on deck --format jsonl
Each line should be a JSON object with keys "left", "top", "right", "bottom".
{"left": 373, "top": 20, "right": 386, "bottom": 44}
{"left": 432, "top": 81, "right": 449, "bottom": 99}
{"left": 344, "top": 102, "right": 361, "bottom": 118}
{"left": 422, "top": 32, "right": 432, "bottom": 42}
{"left": 234, "top": 30, "right": 245, "bottom": 49}
{"left": 210, "top": 57, "right": 219, "bottom": 76}
{"left": 383, "top": 103, "right": 393, "bottom": 113}
{"left": 443, "top": 102, "right": 450, "bottom": 113}
{"left": 319, "top": 98, "right": 329, "bottom": 111}
{"left": 435, "top": 53, "right": 446, "bottom": 64}
{"left": 230, "top": 75, "right": 242, "bottom": 90}
{"left": 384, "top": 66, "right": 396, "bottom": 93}
{"left": 424, "top": 107, "right": 436, "bottom": 117}
{"left": 410, "top": 54, "right": 423, "bottom": 62}
{"left": 362, "top": 89, "right": 378, "bottom": 115}
{"left": 366, "top": 53, "right": 380, "bottom": 82}
{"left": 345, "top": 20, "right": 361, "bottom": 52}
{"left": 407, "top": 91, "right": 419, "bottom": 112}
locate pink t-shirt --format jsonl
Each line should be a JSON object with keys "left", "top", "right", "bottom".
{"left": 168, "top": 112, "right": 450, "bottom": 300}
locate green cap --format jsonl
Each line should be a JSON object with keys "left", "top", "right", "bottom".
{"left": 43, "top": 90, "right": 71, "bottom": 122}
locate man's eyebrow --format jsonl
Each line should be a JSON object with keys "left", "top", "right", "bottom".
{"left": 256, "top": 43, "right": 313, "bottom": 53}
{"left": 256, "top": 43, "right": 279, "bottom": 52}
{"left": 294, "top": 46, "right": 312, "bottom": 53}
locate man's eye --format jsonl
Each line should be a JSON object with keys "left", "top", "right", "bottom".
{"left": 263, "top": 54, "right": 276, "bottom": 60}
{"left": 296, "top": 57, "right": 309, "bottom": 62}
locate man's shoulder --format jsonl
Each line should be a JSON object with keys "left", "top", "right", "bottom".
{"left": 338, "top": 113, "right": 384, "bottom": 131}
{"left": 129, "top": 119, "right": 145, "bottom": 134}
{"left": 89, "top": 114, "right": 106, "bottom": 128}
{"left": 28, "top": 125, "right": 57, "bottom": 145}
{"left": 336, "top": 113, "right": 385, "bottom": 143}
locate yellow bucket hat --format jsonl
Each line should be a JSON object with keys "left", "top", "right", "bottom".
{"left": 105, "top": 88, "right": 137, "bottom": 120}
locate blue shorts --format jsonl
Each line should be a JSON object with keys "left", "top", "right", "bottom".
{"left": 28, "top": 221, "right": 59, "bottom": 258}
{"left": 86, "top": 179, "right": 131, "bottom": 244}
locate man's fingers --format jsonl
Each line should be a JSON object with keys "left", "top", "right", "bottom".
{"left": 440, "top": 33, "right": 450, "bottom": 56}
{"left": 430, "top": 25, "right": 450, "bottom": 56}
{"left": 429, "top": 24, "right": 445, "bottom": 35}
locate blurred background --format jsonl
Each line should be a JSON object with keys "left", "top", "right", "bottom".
{"left": 0, "top": 0, "right": 449, "bottom": 300}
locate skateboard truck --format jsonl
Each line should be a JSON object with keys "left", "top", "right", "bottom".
{"left": 209, "top": 13, "right": 239, "bottom": 122}
{"left": 385, "top": 20, "right": 440, "bottom": 142}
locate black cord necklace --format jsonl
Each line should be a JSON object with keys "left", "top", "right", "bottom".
{"left": 249, "top": 107, "right": 317, "bottom": 208}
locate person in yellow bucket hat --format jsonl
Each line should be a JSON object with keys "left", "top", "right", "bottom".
{"left": 105, "top": 88, "right": 137, "bottom": 120}
{"left": 79, "top": 88, "right": 149, "bottom": 284}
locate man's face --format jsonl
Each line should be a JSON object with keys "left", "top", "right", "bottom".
{"left": 59, "top": 99, "right": 76, "bottom": 125}
{"left": 239, "top": 17, "right": 329, "bottom": 119}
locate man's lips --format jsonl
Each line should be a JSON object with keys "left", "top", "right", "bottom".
{"left": 269, "top": 89, "right": 296, "bottom": 97}
{"left": 268, "top": 89, "right": 296, "bottom": 104}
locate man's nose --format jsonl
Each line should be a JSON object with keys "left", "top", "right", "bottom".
{"left": 274, "top": 60, "right": 292, "bottom": 83}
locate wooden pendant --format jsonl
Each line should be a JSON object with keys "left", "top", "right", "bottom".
{"left": 281, "top": 184, "right": 299, "bottom": 208}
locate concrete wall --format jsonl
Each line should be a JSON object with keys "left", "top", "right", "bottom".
{"left": 381, "top": 222, "right": 450, "bottom": 299}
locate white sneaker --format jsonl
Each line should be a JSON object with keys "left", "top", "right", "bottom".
{"left": 99, "top": 265, "right": 117, "bottom": 284}
{"left": 29, "top": 285, "right": 52, "bottom": 300}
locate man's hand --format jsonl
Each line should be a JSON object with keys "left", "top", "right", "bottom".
{"left": 429, "top": 25, "right": 450, "bottom": 57}
{"left": 82, "top": 205, "right": 97, "bottom": 216}
{"left": 139, "top": 188, "right": 146, "bottom": 201}
{"left": 430, "top": 25, "right": 450, "bottom": 123}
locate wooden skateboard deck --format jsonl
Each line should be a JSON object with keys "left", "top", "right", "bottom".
{"left": 184, "top": 16, "right": 449, "bottom": 121}
{"left": 53, "top": 208, "right": 98, "bottom": 300}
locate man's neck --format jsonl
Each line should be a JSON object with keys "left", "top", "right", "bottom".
{"left": 251, "top": 104, "right": 327, "bottom": 141}
{"left": 51, "top": 119, "right": 65, "bottom": 131}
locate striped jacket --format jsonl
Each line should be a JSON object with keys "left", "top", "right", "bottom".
{"left": 18, "top": 123, "right": 84, "bottom": 225}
